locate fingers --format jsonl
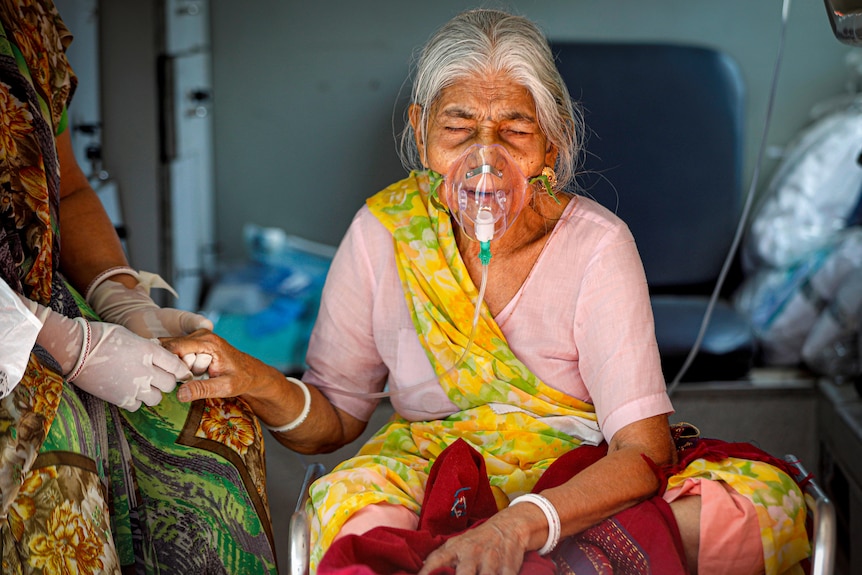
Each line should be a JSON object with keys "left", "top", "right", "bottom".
{"left": 181, "top": 352, "right": 213, "bottom": 375}
{"left": 136, "top": 386, "right": 163, "bottom": 407}
{"left": 150, "top": 344, "right": 194, "bottom": 382}
{"left": 419, "top": 526, "right": 524, "bottom": 575}
{"left": 160, "top": 330, "right": 252, "bottom": 380}
{"left": 150, "top": 371, "right": 179, "bottom": 394}
{"left": 177, "top": 311, "right": 214, "bottom": 334}
{"left": 159, "top": 329, "right": 220, "bottom": 358}
{"left": 176, "top": 377, "right": 237, "bottom": 402}
{"left": 417, "top": 549, "right": 455, "bottom": 575}
{"left": 158, "top": 330, "right": 262, "bottom": 402}
{"left": 121, "top": 398, "right": 143, "bottom": 412}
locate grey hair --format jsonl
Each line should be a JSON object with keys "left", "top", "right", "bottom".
{"left": 398, "top": 9, "right": 584, "bottom": 191}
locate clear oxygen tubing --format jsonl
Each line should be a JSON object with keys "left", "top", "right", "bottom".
{"left": 666, "top": 0, "right": 791, "bottom": 396}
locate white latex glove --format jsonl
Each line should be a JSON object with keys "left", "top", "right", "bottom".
{"left": 86, "top": 267, "right": 213, "bottom": 339}
{"left": 19, "top": 294, "right": 193, "bottom": 411}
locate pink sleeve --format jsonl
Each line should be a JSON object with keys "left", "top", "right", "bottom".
{"left": 573, "top": 226, "right": 673, "bottom": 442}
{"left": 302, "top": 210, "right": 389, "bottom": 422}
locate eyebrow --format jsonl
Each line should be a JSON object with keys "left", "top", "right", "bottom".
{"left": 439, "top": 106, "right": 536, "bottom": 123}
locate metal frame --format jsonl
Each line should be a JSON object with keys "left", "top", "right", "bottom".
{"left": 784, "top": 454, "right": 838, "bottom": 575}
{"left": 288, "top": 462, "right": 325, "bottom": 575}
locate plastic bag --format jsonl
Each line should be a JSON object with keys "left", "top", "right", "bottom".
{"left": 802, "top": 268, "right": 862, "bottom": 379}
{"left": 0, "top": 279, "right": 42, "bottom": 398}
{"left": 734, "top": 228, "right": 862, "bottom": 365}
{"left": 743, "top": 105, "right": 862, "bottom": 271}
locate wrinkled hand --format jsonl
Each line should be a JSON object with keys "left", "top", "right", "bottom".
{"left": 160, "top": 329, "right": 278, "bottom": 403}
{"left": 418, "top": 511, "right": 532, "bottom": 575}
{"left": 88, "top": 276, "right": 212, "bottom": 338}
{"left": 19, "top": 294, "right": 192, "bottom": 410}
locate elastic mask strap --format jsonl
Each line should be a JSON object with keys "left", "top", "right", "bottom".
{"left": 427, "top": 169, "right": 449, "bottom": 213}
{"left": 529, "top": 173, "right": 561, "bottom": 205}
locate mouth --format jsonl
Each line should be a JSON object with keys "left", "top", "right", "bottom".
{"left": 461, "top": 189, "right": 499, "bottom": 203}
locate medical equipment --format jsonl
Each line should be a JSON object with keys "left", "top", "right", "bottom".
{"left": 437, "top": 143, "right": 529, "bottom": 371}
{"left": 440, "top": 144, "right": 531, "bottom": 264}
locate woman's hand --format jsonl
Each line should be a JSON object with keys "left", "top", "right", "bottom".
{"left": 160, "top": 329, "right": 368, "bottom": 454}
{"left": 159, "top": 329, "right": 281, "bottom": 403}
{"left": 418, "top": 505, "right": 541, "bottom": 575}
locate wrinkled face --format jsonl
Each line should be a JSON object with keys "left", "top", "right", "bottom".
{"left": 410, "top": 72, "right": 557, "bottom": 185}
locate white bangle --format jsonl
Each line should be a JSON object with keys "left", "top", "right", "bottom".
{"left": 265, "top": 377, "right": 311, "bottom": 433}
{"left": 66, "top": 317, "right": 92, "bottom": 383}
{"left": 509, "top": 493, "right": 561, "bottom": 555}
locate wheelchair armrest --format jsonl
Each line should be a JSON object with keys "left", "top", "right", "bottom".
{"left": 289, "top": 462, "right": 326, "bottom": 575}
{"left": 784, "top": 454, "right": 837, "bottom": 575}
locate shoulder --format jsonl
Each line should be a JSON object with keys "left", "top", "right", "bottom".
{"left": 1, "top": 0, "right": 76, "bottom": 127}
{"left": 332, "top": 204, "right": 395, "bottom": 278}
{"left": 348, "top": 203, "right": 392, "bottom": 243}
{"left": 553, "top": 194, "right": 637, "bottom": 252}
{"left": 566, "top": 194, "right": 629, "bottom": 231}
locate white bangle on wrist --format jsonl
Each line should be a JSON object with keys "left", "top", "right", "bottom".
{"left": 509, "top": 493, "right": 561, "bottom": 555}
{"left": 66, "top": 317, "right": 91, "bottom": 383}
{"left": 265, "top": 377, "right": 311, "bottom": 433}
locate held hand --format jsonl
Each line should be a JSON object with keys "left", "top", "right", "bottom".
{"left": 159, "top": 329, "right": 277, "bottom": 403}
{"left": 86, "top": 269, "right": 213, "bottom": 338}
{"left": 19, "top": 294, "right": 192, "bottom": 410}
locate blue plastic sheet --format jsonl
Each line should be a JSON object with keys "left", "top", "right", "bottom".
{"left": 204, "top": 225, "right": 335, "bottom": 374}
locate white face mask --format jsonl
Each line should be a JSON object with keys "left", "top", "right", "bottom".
{"left": 440, "top": 144, "right": 530, "bottom": 243}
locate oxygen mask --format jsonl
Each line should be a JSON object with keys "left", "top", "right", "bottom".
{"left": 440, "top": 144, "right": 530, "bottom": 255}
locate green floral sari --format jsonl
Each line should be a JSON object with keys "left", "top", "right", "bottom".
{"left": 0, "top": 1, "right": 275, "bottom": 572}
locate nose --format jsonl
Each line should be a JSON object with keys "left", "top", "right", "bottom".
{"left": 475, "top": 124, "right": 503, "bottom": 147}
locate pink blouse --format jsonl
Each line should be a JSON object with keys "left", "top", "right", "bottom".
{"left": 303, "top": 195, "right": 673, "bottom": 443}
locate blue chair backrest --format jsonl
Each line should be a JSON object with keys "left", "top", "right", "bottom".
{"left": 551, "top": 42, "right": 746, "bottom": 292}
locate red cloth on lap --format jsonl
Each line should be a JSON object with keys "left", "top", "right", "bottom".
{"left": 318, "top": 438, "right": 687, "bottom": 574}
{"left": 318, "top": 438, "right": 555, "bottom": 574}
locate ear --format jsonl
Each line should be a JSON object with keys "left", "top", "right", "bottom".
{"left": 544, "top": 142, "right": 558, "bottom": 170}
{"left": 408, "top": 103, "right": 427, "bottom": 166}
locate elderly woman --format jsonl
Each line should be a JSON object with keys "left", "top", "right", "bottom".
{"left": 163, "top": 9, "right": 810, "bottom": 575}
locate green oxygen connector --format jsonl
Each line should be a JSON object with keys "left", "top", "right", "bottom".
{"left": 479, "top": 240, "right": 492, "bottom": 265}
{"left": 475, "top": 208, "right": 494, "bottom": 266}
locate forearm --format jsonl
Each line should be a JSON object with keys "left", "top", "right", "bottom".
{"left": 508, "top": 414, "right": 675, "bottom": 552}
{"left": 260, "top": 380, "right": 363, "bottom": 455}
{"left": 58, "top": 187, "right": 132, "bottom": 292}
{"left": 543, "top": 445, "right": 665, "bottom": 539}
{"left": 55, "top": 129, "right": 133, "bottom": 293}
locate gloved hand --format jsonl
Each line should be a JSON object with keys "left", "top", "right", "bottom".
{"left": 86, "top": 267, "right": 213, "bottom": 339}
{"left": 19, "top": 294, "right": 192, "bottom": 411}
